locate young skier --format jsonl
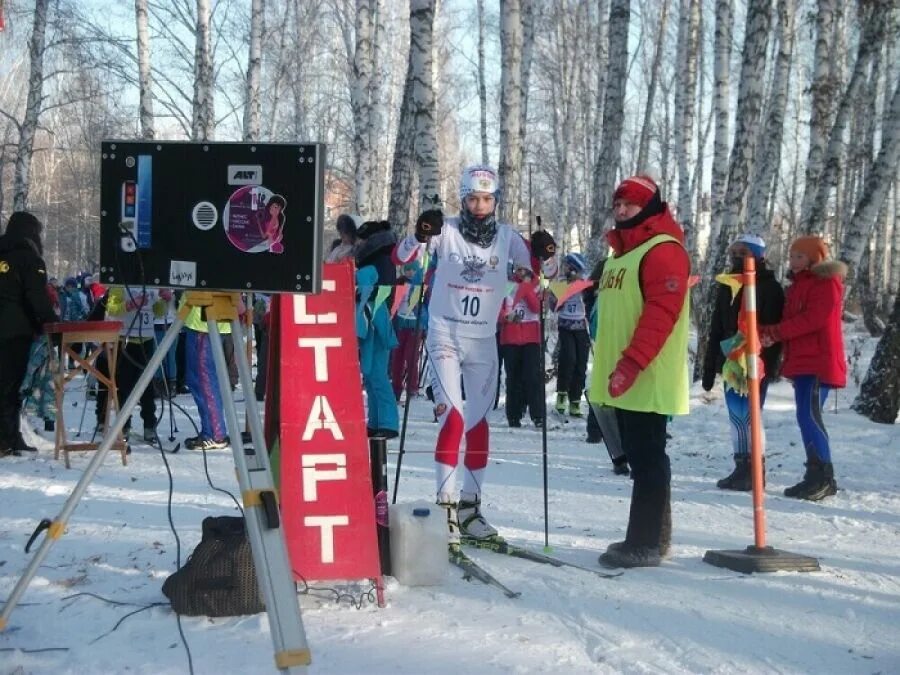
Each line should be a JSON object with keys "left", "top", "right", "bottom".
{"left": 759, "top": 235, "right": 846, "bottom": 501}
{"left": 499, "top": 264, "right": 544, "bottom": 428}
{"left": 554, "top": 252, "right": 591, "bottom": 417}
{"left": 394, "top": 164, "right": 557, "bottom": 542}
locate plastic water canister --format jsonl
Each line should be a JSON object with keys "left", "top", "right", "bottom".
{"left": 389, "top": 501, "right": 448, "bottom": 586}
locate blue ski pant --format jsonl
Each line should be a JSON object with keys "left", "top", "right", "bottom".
{"left": 724, "top": 380, "right": 769, "bottom": 457}
{"left": 364, "top": 344, "right": 398, "bottom": 433}
{"left": 792, "top": 375, "right": 832, "bottom": 463}
{"left": 185, "top": 329, "right": 227, "bottom": 441}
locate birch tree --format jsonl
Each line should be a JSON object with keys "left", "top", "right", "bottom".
{"left": 635, "top": 0, "right": 670, "bottom": 173}
{"left": 477, "top": 0, "right": 489, "bottom": 164}
{"left": 191, "top": 0, "right": 215, "bottom": 140}
{"left": 798, "top": 0, "right": 838, "bottom": 232}
{"left": 243, "top": 0, "right": 264, "bottom": 141}
{"left": 351, "top": 0, "right": 374, "bottom": 215}
{"left": 839, "top": 77, "right": 900, "bottom": 293}
{"left": 13, "top": 0, "right": 51, "bottom": 210}
{"left": 745, "top": 0, "right": 796, "bottom": 232}
{"left": 388, "top": 58, "right": 416, "bottom": 231}
{"left": 499, "top": 0, "right": 524, "bottom": 224}
{"left": 410, "top": 0, "right": 441, "bottom": 210}
{"left": 588, "top": 0, "right": 630, "bottom": 261}
{"left": 694, "top": 0, "right": 771, "bottom": 380}
{"left": 676, "top": 0, "right": 700, "bottom": 256}
{"left": 707, "top": 0, "right": 733, "bottom": 250}
{"left": 805, "top": 0, "right": 891, "bottom": 234}
{"left": 135, "top": 0, "right": 154, "bottom": 140}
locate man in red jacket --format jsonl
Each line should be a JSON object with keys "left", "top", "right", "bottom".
{"left": 589, "top": 175, "right": 690, "bottom": 568}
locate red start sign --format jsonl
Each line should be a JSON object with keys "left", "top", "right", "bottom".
{"left": 279, "top": 261, "right": 380, "bottom": 582}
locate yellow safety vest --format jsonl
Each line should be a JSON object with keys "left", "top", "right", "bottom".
{"left": 589, "top": 234, "right": 690, "bottom": 415}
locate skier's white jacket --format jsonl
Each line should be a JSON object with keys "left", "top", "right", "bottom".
{"left": 395, "top": 217, "right": 557, "bottom": 339}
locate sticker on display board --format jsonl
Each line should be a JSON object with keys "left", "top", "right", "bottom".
{"left": 170, "top": 260, "right": 197, "bottom": 286}
{"left": 223, "top": 185, "right": 287, "bottom": 254}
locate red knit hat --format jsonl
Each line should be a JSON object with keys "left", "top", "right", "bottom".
{"left": 613, "top": 175, "right": 658, "bottom": 208}
{"left": 790, "top": 236, "right": 829, "bottom": 265}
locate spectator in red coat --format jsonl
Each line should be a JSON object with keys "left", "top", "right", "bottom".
{"left": 499, "top": 264, "right": 544, "bottom": 428}
{"left": 760, "top": 235, "right": 846, "bottom": 501}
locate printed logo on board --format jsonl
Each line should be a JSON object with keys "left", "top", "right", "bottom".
{"left": 227, "top": 164, "right": 263, "bottom": 186}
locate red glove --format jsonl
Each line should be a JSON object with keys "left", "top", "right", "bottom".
{"left": 608, "top": 357, "right": 642, "bottom": 398}
{"left": 758, "top": 324, "right": 781, "bottom": 347}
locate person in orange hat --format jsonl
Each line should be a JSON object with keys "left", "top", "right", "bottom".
{"left": 759, "top": 235, "right": 846, "bottom": 501}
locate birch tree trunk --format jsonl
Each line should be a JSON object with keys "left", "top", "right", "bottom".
{"left": 798, "top": 0, "right": 837, "bottom": 232}
{"left": 707, "top": 0, "right": 733, "bottom": 256}
{"left": 635, "top": 0, "right": 670, "bottom": 173}
{"left": 588, "top": 0, "right": 630, "bottom": 262}
{"left": 840, "top": 77, "right": 900, "bottom": 294}
{"left": 853, "top": 292, "right": 900, "bottom": 423}
{"left": 13, "top": 0, "right": 51, "bottom": 211}
{"left": 745, "top": 0, "right": 796, "bottom": 233}
{"left": 388, "top": 58, "right": 416, "bottom": 232}
{"left": 693, "top": 0, "right": 771, "bottom": 381}
{"left": 889, "top": 179, "right": 900, "bottom": 304}
{"left": 805, "top": 0, "right": 891, "bottom": 234}
{"left": 369, "top": 0, "right": 389, "bottom": 215}
{"left": 191, "top": 0, "right": 215, "bottom": 141}
{"left": 135, "top": 0, "right": 155, "bottom": 140}
{"left": 677, "top": 0, "right": 701, "bottom": 257}
{"left": 243, "top": 0, "right": 264, "bottom": 142}
{"left": 410, "top": 0, "right": 441, "bottom": 210}
{"left": 477, "top": 0, "right": 489, "bottom": 164}
{"left": 519, "top": 0, "right": 536, "bottom": 177}
{"left": 351, "top": 0, "right": 375, "bottom": 215}
{"left": 499, "top": 0, "right": 524, "bottom": 224}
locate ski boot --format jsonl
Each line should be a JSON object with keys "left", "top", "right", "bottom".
{"left": 437, "top": 496, "right": 460, "bottom": 548}
{"left": 717, "top": 455, "right": 751, "bottom": 491}
{"left": 457, "top": 492, "right": 498, "bottom": 541}
{"left": 555, "top": 392, "right": 568, "bottom": 414}
{"left": 568, "top": 400, "right": 583, "bottom": 417}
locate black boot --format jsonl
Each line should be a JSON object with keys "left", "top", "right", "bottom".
{"left": 785, "top": 459, "right": 837, "bottom": 501}
{"left": 612, "top": 455, "right": 630, "bottom": 476}
{"left": 600, "top": 481, "right": 665, "bottom": 568}
{"left": 717, "top": 455, "right": 751, "bottom": 491}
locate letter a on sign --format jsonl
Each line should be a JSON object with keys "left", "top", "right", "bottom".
{"left": 278, "top": 261, "right": 380, "bottom": 583}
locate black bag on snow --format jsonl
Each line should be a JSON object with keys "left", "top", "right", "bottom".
{"left": 162, "top": 516, "right": 265, "bottom": 617}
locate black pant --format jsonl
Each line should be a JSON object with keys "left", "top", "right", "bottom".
{"left": 0, "top": 335, "right": 33, "bottom": 448}
{"left": 502, "top": 342, "right": 544, "bottom": 423}
{"left": 557, "top": 328, "right": 590, "bottom": 400}
{"left": 96, "top": 340, "right": 157, "bottom": 430}
{"left": 175, "top": 329, "right": 187, "bottom": 388}
{"left": 254, "top": 324, "right": 268, "bottom": 401}
{"left": 617, "top": 409, "right": 670, "bottom": 548}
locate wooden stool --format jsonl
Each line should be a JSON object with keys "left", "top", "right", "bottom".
{"left": 45, "top": 321, "right": 129, "bottom": 468}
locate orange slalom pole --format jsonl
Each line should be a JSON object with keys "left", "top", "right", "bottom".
{"left": 743, "top": 255, "right": 767, "bottom": 549}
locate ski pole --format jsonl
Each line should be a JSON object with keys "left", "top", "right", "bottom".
{"left": 536, "top": 215, "right": 551, "bottom": 551}
{"left": 392, "top": 278, "right": 427, "bottom": 504}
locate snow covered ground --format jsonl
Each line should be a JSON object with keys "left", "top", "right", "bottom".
{"left": 1, "top": 330, "right": 899, "bottom": 674}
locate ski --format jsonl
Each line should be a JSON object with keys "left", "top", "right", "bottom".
{"left": 462, "top": 536, "right": 623, "bottom": 579}
{"left": 449, "top": 545, "right": 521, "bottom": 599}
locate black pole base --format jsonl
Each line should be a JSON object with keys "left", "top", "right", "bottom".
{"left": 703, "top": 545, "right": 820, "bottom": 574}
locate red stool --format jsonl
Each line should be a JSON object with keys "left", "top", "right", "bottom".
{"left": 44, "top": 321, "right": 128, "bottom": 468}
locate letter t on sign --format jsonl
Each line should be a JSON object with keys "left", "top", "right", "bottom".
{"left": 293, "top": 279, "right": 337, "bottom": 324}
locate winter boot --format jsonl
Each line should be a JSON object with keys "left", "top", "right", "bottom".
{"left": 612, "top": 455, "right": 630, "bottom": 476}
{"left": 717, "top": 455, "right": 752, "bottom": 491}
{"left": 457, "top": 492, "right": 498, "bottom": 540}
{"left": 555, "top": 392, "right": 568, "bottom": 414}
{"left": 785, "top": 459, "right": 837, "bottom": 501}
{"left": 568, "top": 400, "right": 583, "bottom": 417}
{"left": 437, "top": 497, "right": 460, "bottom": 547}
{"left": 44, "top": 418, "right": 55, "bottom": 432}
{"left": 143, "top": 426, "right": 157, "bottom": 443}
{"left": 599, "top": 543, "right": 661, "bottom": 568}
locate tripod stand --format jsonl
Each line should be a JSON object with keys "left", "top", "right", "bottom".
{"left": 0, "top": 291, "right": 311, "bottom": 672}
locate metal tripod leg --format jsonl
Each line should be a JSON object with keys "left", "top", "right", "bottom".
{"left": 0, "top": 317, "right": 184, "bottom": 630}
{"left": 207, "top": 318, "right": 310, "bottom": 672}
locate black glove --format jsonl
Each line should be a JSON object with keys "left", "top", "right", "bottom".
{"left": 701, "top": 370, "right": 716, "bottom": 392}
{"left": 530, "top": 230, "right": 557, "bottom": 261}
{"left": 415, "top": 209, "right": 443, "bottom": 242}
